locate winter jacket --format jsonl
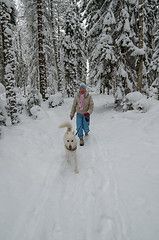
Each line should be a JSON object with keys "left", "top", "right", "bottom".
{"left": 70, "top": 91, "right": 94, "bottom": 117}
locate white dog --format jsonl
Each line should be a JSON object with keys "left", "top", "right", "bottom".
{"left": 59, "top": 122, "right": 79, "bottom": 173}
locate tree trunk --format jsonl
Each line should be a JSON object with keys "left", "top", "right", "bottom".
{"left": 37, "top": 0, "right": 47, "bottom": 99}
{"left": 50, "top": 1, "right": 62, "bottom": 92}
{"left": 137, "top": 0, "right": 143, "bottom": 92}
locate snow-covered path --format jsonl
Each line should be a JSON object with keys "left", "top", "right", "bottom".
{"left": 0, "top": 94, "right": 159, "bottom": 240}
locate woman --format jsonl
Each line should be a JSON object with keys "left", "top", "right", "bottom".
{"left": 70, "top": 83, "right": 94, "bottom": 146}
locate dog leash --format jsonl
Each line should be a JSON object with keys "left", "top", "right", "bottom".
{"left": 75, "top": 113, "right": 89, "bottom": 136}
{"left": 75, "top": 125, "right": 82, "bottom": 136}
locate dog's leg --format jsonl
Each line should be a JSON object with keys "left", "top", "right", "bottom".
{"left": 74, "top": 154, "right": 79, "bottom": 173}
{"left": 66, "top": 151, "right": 70, "bottom": 164}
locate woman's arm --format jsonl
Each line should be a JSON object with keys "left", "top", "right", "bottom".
{"left": 70, "top": 95, "right": 77, "bottom": 118}
{"left": 87, "top": 95, "right": 94, "bottom": 114}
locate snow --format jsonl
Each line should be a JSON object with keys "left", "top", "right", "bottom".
{"left": 4, "top": 27, "right": 12, "bottom": 36}
{"left": 125, "top": 91, "right": 145, "bottom": 102}
{"left": 0, "top": 83, "right": 5, "bottom": 95}
{"left": 0, "top": 94, "right": 159, "bottom": 240}
{"left": 132, "top": 47, "right": 145, "bottom": 56}
{"left": 119, "top": 65, "right": 128, "bottom": 78}
{"left": 124, "top": 19, "right": 130, "bottom": 33}
{"left": 1, "top": 0, "right": 13, "bottom": 9}
{"left": 103, "top": 11, "right": 116, "bottom": 26}
{"left": 122, "top": 92, "right": 158, "bottom": 112}
{"left": 48, "top": 92, "right": 63, "bottom": 108}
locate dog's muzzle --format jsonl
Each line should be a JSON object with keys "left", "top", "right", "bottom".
{"left": 65, "top": 145, "right": 77, "bottom": 152}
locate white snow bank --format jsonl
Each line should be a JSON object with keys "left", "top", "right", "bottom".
{"left": 122, "top": 91, "right": 158, "bottom": 112}
{"left": 48, "top": 92, "right": 64, "bottom": 108}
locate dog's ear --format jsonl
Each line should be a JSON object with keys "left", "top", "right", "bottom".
{"left": 72, "top": 130, "right": 75, "bottom": 135}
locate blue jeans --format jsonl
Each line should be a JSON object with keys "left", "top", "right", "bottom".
{"left": 76, "top": 114, "right": 90, "bottom": 138}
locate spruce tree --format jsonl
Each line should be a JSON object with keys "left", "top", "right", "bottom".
{"left": 49, "top": 0, "right": 63, "bottom": 93}
{"left": 20, "top": 0, "right": 39, "bottom": 91}
{"left": 112, "top": 0, "right": 139, "bottom": 104}
{"left": 148, "top": 5, "right": 159, "bottom": 99}
{"left": 62, "top": 1, "right": 86, "bottom": 97}
{"left": 95, "top": 8, "right": 116, "bottom": 94}
{"left": 84, "top": 0, "right": 106, "bottom": 89}
{"left": 63, "top": 8, "right": 77, "bottom": 97}
{"left": 137, "top": 0, "right": 144, "bottom": 92}
{"left": 74, "top": 1, "right": 87, "bottom": 85}
{"left": 0, "top": 0, "right": 19, "bottom": 124}
{"left": 37, "top": 0, "right": 47, "bottom": 99}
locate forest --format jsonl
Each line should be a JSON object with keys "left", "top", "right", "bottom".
{"left": 0, "top": 0, "right": 159, "bottom": 130}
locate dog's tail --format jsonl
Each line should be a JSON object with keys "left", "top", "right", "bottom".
{"left": 59, "top": 122, "right": 72, "bottom": 131}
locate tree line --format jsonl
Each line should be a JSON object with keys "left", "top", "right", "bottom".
{"left": 0, "top": 0, "right": 158, "bottom": 129}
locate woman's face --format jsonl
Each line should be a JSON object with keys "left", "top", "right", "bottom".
{"left": 80, "top": 87, "right": 86, "bottom": 94}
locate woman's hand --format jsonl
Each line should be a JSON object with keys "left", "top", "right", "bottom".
{"left": 84, "top": 113, "right": 90, "bottom": 122}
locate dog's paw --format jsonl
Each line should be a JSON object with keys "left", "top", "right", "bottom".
{"left": 75, "top": 169, "right": 79, "bottom": 174}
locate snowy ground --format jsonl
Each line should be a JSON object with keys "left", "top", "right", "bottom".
{"left": 0, "top": 94, "right": 159, "bottom": 240}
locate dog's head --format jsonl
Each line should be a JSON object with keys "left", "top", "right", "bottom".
{"left": 64, "top": 131, "right": 77, "bottom": 151}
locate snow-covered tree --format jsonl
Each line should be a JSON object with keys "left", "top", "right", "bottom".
{"left": 25, "top": 88, "right": 42, "bottom": 117}
{"left": 137, "top": 0, "right": 144, "bottom": 92}
{"left": 148, "top": 4, "right": 159, "bottom": 99}
{"left": 37, "top": 0, "right": 47, "bottom": 99}
{"left": 84, "top": 0, "right": 106, "bottom": 90}
{"left": 62, "top": 1, "right": 86, "bottom": 97}
{"left": 62, "top": 8, "right": 77, "bottom": 97}
{"left": 0, "top": 83, "right": 6, "bottom": 130}
{"left": 138, "top": 0, "right": 158, "bottom": 93}
{"left": 18, "top": 0, "right": 39, "bottom": 93}
{"left": 93, "top": 8, "right": 116, "bottom": 94}
{"left": 74, "top": 1, "right": 87, "bottom": 85}
{"left": 0, "top": 0, "right": 19, "bottom": 124}
{"left": 0, "top": 19, "right": 5, "bottom": 85}
{"left": 49, "top": 0, "right": 63, "bottom": 93}
{"left": 113, "top": 1, "right": 139, "bottom": 104}
{"left": 14, "top": 30, "right": 27, "bottom": 96}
